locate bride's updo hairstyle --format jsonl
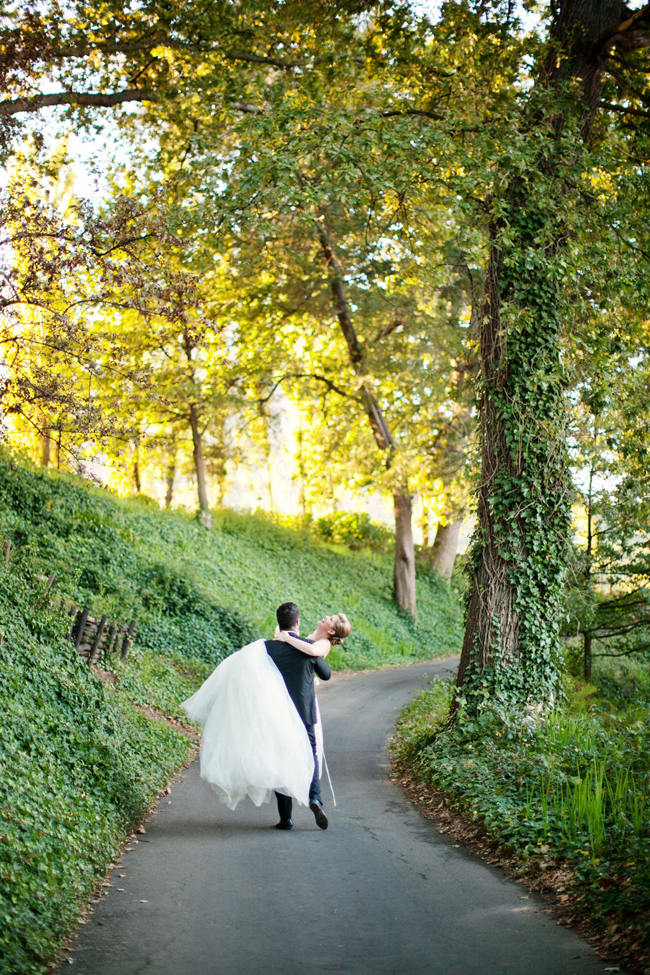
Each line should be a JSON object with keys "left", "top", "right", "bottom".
{"left": 329, "top": 613, "right": 351, "bottom": 646}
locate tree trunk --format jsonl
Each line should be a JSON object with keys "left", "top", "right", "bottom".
{"left": 584, "top": 632, "right": 592, "bottom": 683}
{"left": 266, "top": 453, "right": 275, "bottom": 512}
{"left": 393, "top": 492, "right": 417, "bottom": 616}
{"left": 165, "top": 444, "right": 176, "bottom": 509}
{"left": 317, "top": 221, "right": 416, "bottom": 616}
{"left": 55, "top": 425, "right": 62, "bottom": 470}
{"left": 41, "top": 426, "right": 51, "bottom": 468}
{"left": 584, "top": 464, "right": 594, "bottom": 681}
{"left": 420, "top": 505, "right": 431, "bottom": 548}
{"left": 455, "top": 0, "right": 639, "bottom": 709}
{"left": 188, "top": 403, "right": 212, "bottom": 528}
{"left": 431, "top": 519, "right": 462, "bottom": 581}
{"left": 214, "top": 450, "right": 227, "bottom": 505}
{"left": 133, "top": 446, "right": 142, "bottom": 494}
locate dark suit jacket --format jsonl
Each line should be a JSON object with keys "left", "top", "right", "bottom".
{"left": 265, "top": 636, "right": 331, "bottom": 726}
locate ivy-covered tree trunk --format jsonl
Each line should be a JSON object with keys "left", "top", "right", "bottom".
{"left": 456, "top": 227, "right": 571, "bottom": 704}
{"left": 456, "top": 0, "right": 646, "bottom": 709}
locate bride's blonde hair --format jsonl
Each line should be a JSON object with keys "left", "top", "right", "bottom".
{"left": 329, "top": 613, "right": 351, "bottom": 645}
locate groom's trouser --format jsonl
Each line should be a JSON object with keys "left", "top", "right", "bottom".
{"left": 275, "top": 724, "right": 321, "bottom": 821}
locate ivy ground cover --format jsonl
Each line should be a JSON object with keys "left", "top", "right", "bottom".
{"left": 0, "top": 567, "right": 198, "bottom": 974}
{"left": 392, "top": 673, "right": 650, "bottom": 971}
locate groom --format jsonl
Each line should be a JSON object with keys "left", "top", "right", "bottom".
{"left": 265, "top": 602, "right": 330, "bottom": 831}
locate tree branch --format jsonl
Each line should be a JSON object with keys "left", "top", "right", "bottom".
{"left": 0, "top": 88, "right": 158, "bottom": 117}
{"left": 379, "top": 108, "right": 444, "bottom": 121}
{"left": 598, "top": 3, "right": 650, "bottom": 54}
{"left": 592, "top": 644, "right": 650, "bottom": 657}
{"left": 258, "top": 372, "right": 357, "bottom": 405}
{"left": 600, "top": 100, "right": 650, "bottom": 119}
{"left": 230, "top": 101, "right": 263, "bottom": 115}
{"left": 47, "top": 38, "right": 302, "bottom": 70}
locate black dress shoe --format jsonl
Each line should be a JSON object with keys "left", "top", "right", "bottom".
{"left": 309, "top": 800, "right": 328, "bottom": 830}
{"left": 275, "top": 820, "right": 294, "bottom": 830}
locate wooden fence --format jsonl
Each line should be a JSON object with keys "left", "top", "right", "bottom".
{"left": 67, "top": 606, "right": 136, "bottom": 665}
{"left": 3, "top": 537, "right": 136, "bottom": 665}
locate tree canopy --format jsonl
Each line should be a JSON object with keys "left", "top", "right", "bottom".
{"left": 1, "top": 0, "right": 649, "bottom": 701}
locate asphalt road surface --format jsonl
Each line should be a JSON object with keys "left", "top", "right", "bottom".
{"left": 61, "top": 659, "right": 613, "bottom": 975}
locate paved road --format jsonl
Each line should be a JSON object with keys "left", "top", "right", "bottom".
{"left": 62, "top": 660, "right": 612, "bottom": 975}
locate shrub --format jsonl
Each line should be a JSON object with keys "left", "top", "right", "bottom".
{"left": 313, "top": 511, "right": 393, "bottom": 552}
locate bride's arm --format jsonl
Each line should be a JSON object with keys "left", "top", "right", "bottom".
{"left": 277, "top": 630, "right": 331, "bottom": 658}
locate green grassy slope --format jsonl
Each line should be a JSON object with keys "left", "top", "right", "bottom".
{"left": 0, "top": 451, "right": 462, "bottom": 670}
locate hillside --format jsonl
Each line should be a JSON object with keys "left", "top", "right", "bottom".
{"left": 0, "top": 450, "right": 463, "bottom": 671}
{"left": 0, "top": 450, "right": 463, "bottom": 974}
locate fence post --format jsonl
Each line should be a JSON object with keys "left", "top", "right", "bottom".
{"left": 66, "top": 604, "right": 78, "bottom": 639}
{"left": 4, "top": 539, "right": 11, "bottom": 566}
{"left": 104, "top": 621, "right": 118, "bottom": 664}
{"left": 73, "top": 608, "right": 89, "bottom": 651}
{"left": 121, "top": 620, "right": 136, "bottom": 660}
{"left": 88, "top": 615, "right": 107, "bottom": 665}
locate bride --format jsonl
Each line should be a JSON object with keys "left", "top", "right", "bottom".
{"left": 181, "top": 608, "right": 350, "bottom": 813}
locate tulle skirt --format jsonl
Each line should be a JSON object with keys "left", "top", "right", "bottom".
{"left": 181, "top": 640, "right": 315, "bottom": 810}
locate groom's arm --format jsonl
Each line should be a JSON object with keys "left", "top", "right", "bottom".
{"left": 314, "top": 656, "right": 331, "bottom": 681}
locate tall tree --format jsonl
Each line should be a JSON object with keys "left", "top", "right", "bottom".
{"left": 455, "top": 0, "right": 650, "bottom": 709}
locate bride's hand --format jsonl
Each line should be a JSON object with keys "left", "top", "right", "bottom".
{"left": 275, "top": 627, "right": 296, "bottom": 641}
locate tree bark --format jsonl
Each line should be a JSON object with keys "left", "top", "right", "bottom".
{"left": 165, "top": 444, "right": 176, "bottom": 509}
{"left": 431, "top": 519, "right": 462, "bottom": 581}
{"left": 393, "top": 492, "right": 417, "bottom": 616}
{"left": 317, "top": 221, "right": 416, "bottom": 616}
{"left": 133, "top": 447, "right": 142, "bottom": 494}
{"left": 584, "top": 632, "right": 593, "bottom": 683}
{"left": 41, "top": 426, "right": 51, "bottom": 468}
{"left": 0, "top": 88, "right": 158, "bottom": 117}
{"left": 584, "top": 464, "right": 594, "bottom": 681}
{"left": 455, "top": 0, "right": 646, "bottom": 707}
{"left": 188, "top": 403, "right": 212, "bottom": 528}
{"left": 55, "top": 425, "right": 62, "bottom": 470}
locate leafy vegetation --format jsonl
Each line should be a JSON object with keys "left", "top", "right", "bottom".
{"left": 392, "top": 664, "right": 650, "bottom": 968}
{"left": 0, "top": 566, "right": 197, "bottom": 975}
{"left": 0, "top": 451, "right": 463, "bottom": 669}
{"left": 312, "top": 511, "right": 394, "bottom": 553}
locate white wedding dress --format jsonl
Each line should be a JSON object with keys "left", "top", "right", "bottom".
{"left": 181, "top": 640, "right": 315, "bottom": 810}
